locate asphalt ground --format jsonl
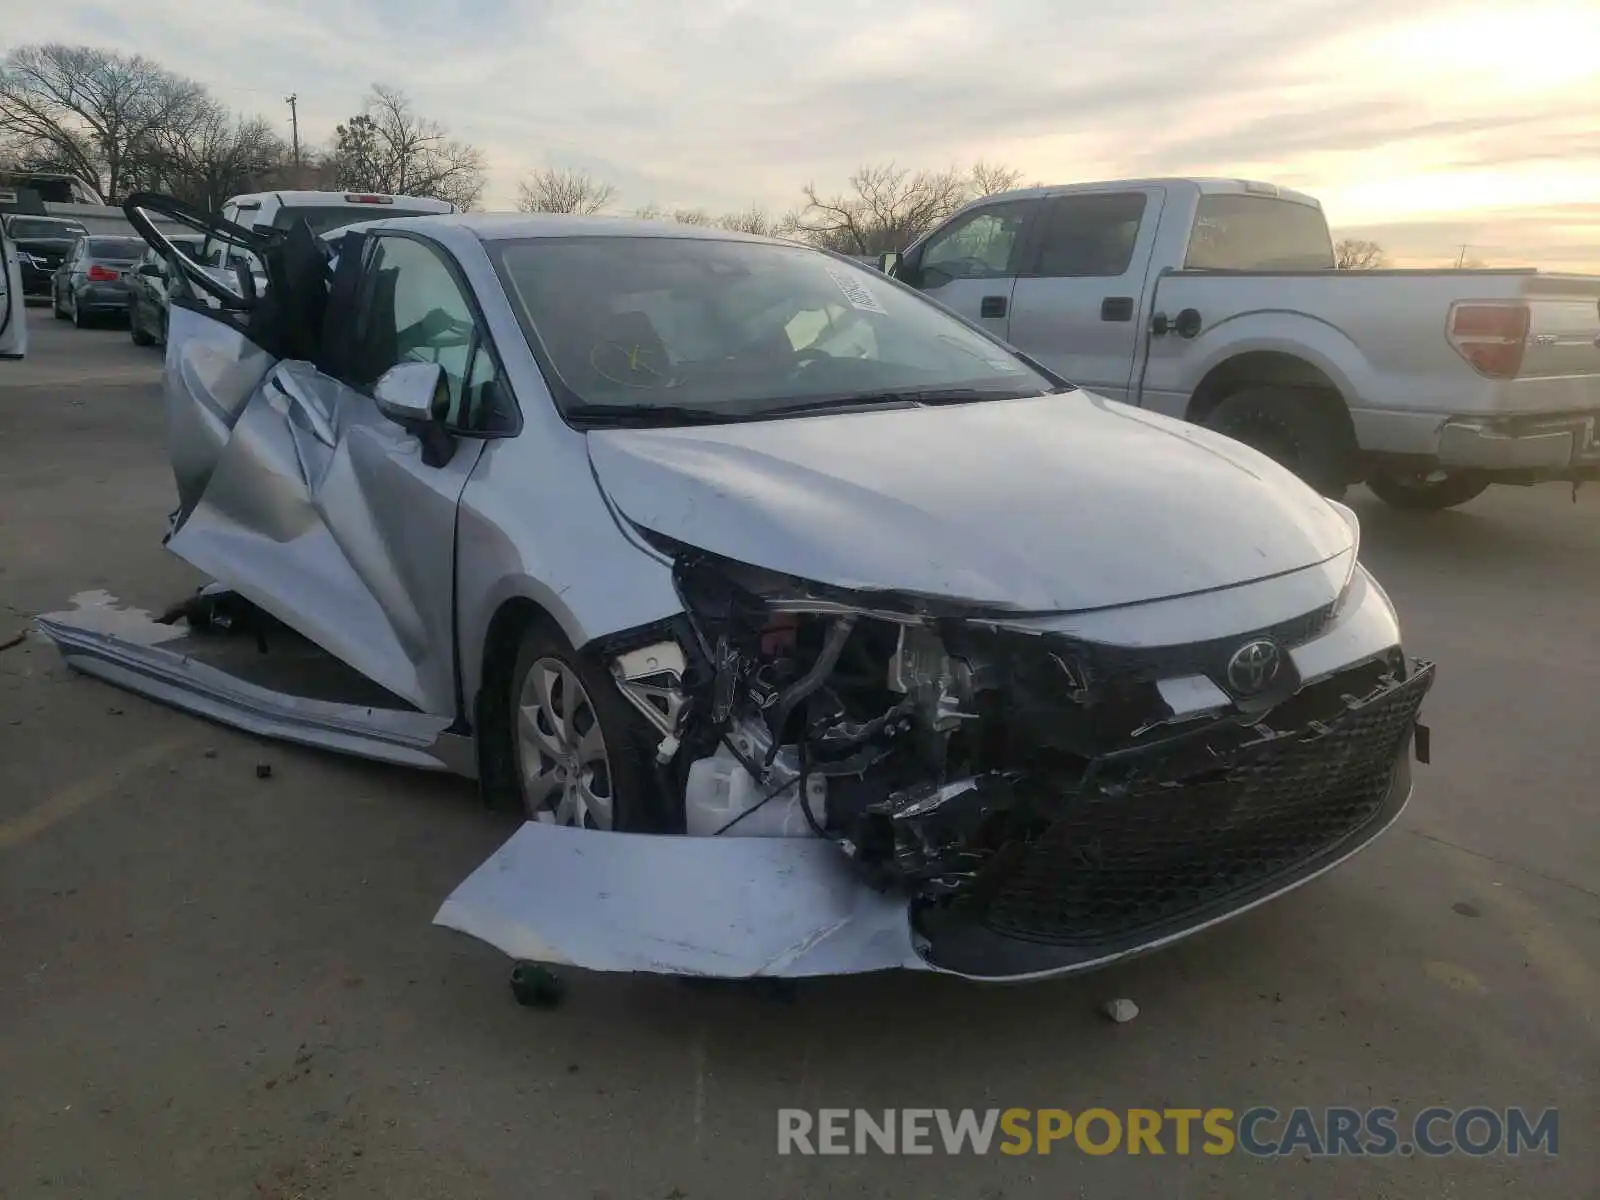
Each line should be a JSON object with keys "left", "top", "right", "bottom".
{"left": 2, "top": 311, "right": 1596, "bottom": 1198}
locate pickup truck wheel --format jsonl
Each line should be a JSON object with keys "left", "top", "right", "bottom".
{"left": 1202, "top": 387, "right": 1349, "bottom": 497}
{"left": 502, "top": 620, "right": 666, "bottom": 833}
{"left": 1366, "top": 467, "right": 1490, "bottom": 511}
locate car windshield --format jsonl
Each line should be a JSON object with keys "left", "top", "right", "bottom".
{"left": 272, "top": 205, "right": 442, "bottom": 235}
{"left": 492, "top": 235, "right": 1057, "bottom": 424}
{"left": 8, "top": 218, "right": 87, "bottom": 239}
{"left": 88, "top": 237, "right": 144, "bottom": 261}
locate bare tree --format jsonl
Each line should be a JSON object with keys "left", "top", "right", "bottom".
{"left": 715, "top": 207, "right": 790, "bottom": 237}
{"left": 791, "top": 162, "right": 1007, "bottom": 255}
{"left": 516, "top": 166, "right": 614, "bottom": 214}
{"left": 970, "top": 160, "right": 1025, "bottom": 197}
{"left": 0, "top": 43, "right": 206, "bottom": 202}
{"left": 1334, "top": 239, "right": 1387, "bottom": 269}
{"left": 330, "top": 84, "right": 485, "bottom": 209}
{"left": 136, "top": 101, "right": 288, "bottom": 211}
{"left": 631, "top": 202, "right": 794, "bottom": 238}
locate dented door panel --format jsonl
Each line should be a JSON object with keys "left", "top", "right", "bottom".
{"left": 164, "top": 304, "right": 280, "bottom": 527}
{"left": 166, "top": 357, "right": 481, "bottom": 715}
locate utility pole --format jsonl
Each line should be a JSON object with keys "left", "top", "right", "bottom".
{"left": 1455, "top": 243, "right": 1469, "bottom": 269}
{"left": 285, "top": 94, "right": 301, "bottom": 182}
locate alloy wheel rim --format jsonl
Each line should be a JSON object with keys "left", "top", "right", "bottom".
{"left": 515, "top": 656, "right": 615, "bottom": 829}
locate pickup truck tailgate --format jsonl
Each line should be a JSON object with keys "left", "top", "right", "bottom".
{"left": 1520, "top": 280, "right": 1600, "bottom": 380}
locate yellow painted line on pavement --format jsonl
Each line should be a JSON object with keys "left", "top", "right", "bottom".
{"left": 1485, "top": 874, "right": 1598, "bottom": 1034}
{"left": 0, "top": 736, "right": 192, "bottom": 851}
{"left": 1422, "top": 832, "right": 1599, "bottom": 1033}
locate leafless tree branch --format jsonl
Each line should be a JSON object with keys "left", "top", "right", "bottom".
{"left": 330, "top": 84, "right": 486, "bottom": 209}
{"left": 516, "top": 167, "right": 615, "bottom": 214}
{"left": 0, "top": 43, "right": 207, "bottom": 201}
{"left": 1334, "top": 238, "right": 1388, "bottom": 269}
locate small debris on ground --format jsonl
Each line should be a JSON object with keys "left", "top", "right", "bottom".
{"left": 0, "top": 630, "right": 25, "bottom": 653}
{"left": 1451, "top": 900, "right": 1481, "bottom": 918}
{"left": 106, "top": 706, "right": 123, "bottom": 716}
{"left": 203, "top": 748, "right": 218, "bottom": 759}
{"left": 1102, "top": 998, "right": 1139, "bottom": 1024}
{"left": 255, "top": 763, "right": 273, "bottom": 779}
{"left": 509, "top": 961, "right": 565, "bottom": 1008}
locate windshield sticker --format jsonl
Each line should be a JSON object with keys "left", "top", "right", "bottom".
{"left": 825, "top": 267, "right": 888, "bottom": 315}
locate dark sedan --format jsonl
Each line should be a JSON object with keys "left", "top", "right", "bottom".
{"left": 127, "top": 236, "right": 203, "bottom": 347}
{"left": 51, "top": 235, "right": 145, "bottom": 327}
{"left": 2, "top": 214, "right": 89, "bottom": 298}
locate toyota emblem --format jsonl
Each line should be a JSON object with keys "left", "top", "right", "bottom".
{"left": 1226, "top": 638, "right": 1282, "bottom": 695}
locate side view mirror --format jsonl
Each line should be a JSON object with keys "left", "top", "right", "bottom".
{"left": 374, "top": 361, "right": 445, "bottom": 425}
{"left": 373, "top": 361, "right": 457, "bottom": 468}
{"left": 874, "top": 251, "right": 900, "bottom": 276}
{"left": 138, "top": 263, "right": 164, "bottom": 279}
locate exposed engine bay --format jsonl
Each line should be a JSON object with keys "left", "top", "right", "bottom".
{"left": 600, "top": 549, "right": 1434, "bottom": 962}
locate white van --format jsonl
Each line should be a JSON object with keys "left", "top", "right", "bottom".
{"left": 201, "top": 190, "right": 458, "bottom": 301}
{"left": 219, "top": 190, "right": 456, "bottom": 237}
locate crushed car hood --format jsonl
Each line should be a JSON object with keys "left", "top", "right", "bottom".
{"left": 586, "top": 392, "right": 1354, "bottom": 611}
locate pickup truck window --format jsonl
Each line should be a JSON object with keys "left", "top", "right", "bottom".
{"left": 920, "top": 200, "right": 1035, "bottom": 281}
{"left": 1184, "top": 195, "right": 1336, "bottom": 271}
{"left": 1027, "top": 192, "right": 1147, "bottom": 278}
{"left": 7, "top": 217, "right": 88, "bottom": 240}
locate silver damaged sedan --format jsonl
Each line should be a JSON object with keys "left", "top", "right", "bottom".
{"left": 37, "top": 193, "right": 1435, "bottom": 983}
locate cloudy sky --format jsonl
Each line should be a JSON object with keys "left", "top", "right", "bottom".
{"left": 11, "top": 0, "right": 1600, "bottom": 269}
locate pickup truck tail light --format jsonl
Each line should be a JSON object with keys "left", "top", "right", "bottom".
{"left": 344, "top": 193, "right": 394, "bottom": 205}
{"left": 86, "top": 264, "right": 120, "bottom": 282}
{"left": 1447, "top": 301, "right": 1529, "bottom": 379}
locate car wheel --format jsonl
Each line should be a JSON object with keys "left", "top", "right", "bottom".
{"left": 1366, "top": 467, "right": 1490, "bottom": 511}
{"left": 71, "top": 294, "right": 88, "bottom": 329}
{"left": 53, "top": 289, "right": 67, "bottom": 320}
{"left": 130, "top": 305, "right": 154, "bottom": 346}
{"left": 504, "top": 620, "right": 664, "bottom": 831}
{"left": 1202, "top": 387, "right": 1352, "bottom": 498}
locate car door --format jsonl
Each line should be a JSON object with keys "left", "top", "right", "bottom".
{"left": 1002, "top": 187, "right": 1165, "bottom": 400}
{"left": 260, "top": 229, "right": 508, "bottom": 716}
{"left": 56, "top": 240, "right": 80, "bottom": 305}
{"left": 122, "top": 194, "right": 505, "bottom": 716}
{"left": 898, "top": 198, "right": 1042, "bottom": 339}
{"left": 131, "top": 247, "right": 156, "bottom": 324}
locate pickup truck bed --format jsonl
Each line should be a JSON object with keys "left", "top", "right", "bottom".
{"left": 1142, "top": 267, "right": 1600, "bottom": 480}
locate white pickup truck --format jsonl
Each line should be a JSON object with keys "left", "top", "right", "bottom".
{"left": 885, "top": 178, "right": 1600, "bottom": 509}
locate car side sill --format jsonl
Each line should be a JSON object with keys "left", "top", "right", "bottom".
{"left": 33, "top": 617, "right": 476, "bottom": 777}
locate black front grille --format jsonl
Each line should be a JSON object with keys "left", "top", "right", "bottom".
{"left": 973, "top": 662, "right": 1432, "bottom": 947}
{"left": 1073, "top": 602, "right": 1336, "bottom": 686}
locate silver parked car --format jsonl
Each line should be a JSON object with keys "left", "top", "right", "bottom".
{"left": 52, "top": 234, "right": 145, "bottom": 327}
{"left": 38, "top": 193, "right": 1434, "bottom": 984}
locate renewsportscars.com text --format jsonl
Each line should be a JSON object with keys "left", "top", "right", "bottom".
{"left": 777, "top": 1106, "right": 1559, "bottom": 1158}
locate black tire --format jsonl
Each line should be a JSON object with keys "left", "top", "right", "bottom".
{"left": 1202, "top": 387, "right": 1351, "bottom": 497}
{"left": 1366, "top": 467, "right": 1490, "bottom": 511}
{"left": 130, "top": 304, "right": 154, "bottom": 346}
{"left": 52, "top": 289, "right": 67, "bottom": 320}
{"left": 498, "top": 618, "right": 667, "bottom": 832}
{"left": 71, "top": 295, "right": 88, "bottom": 329}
